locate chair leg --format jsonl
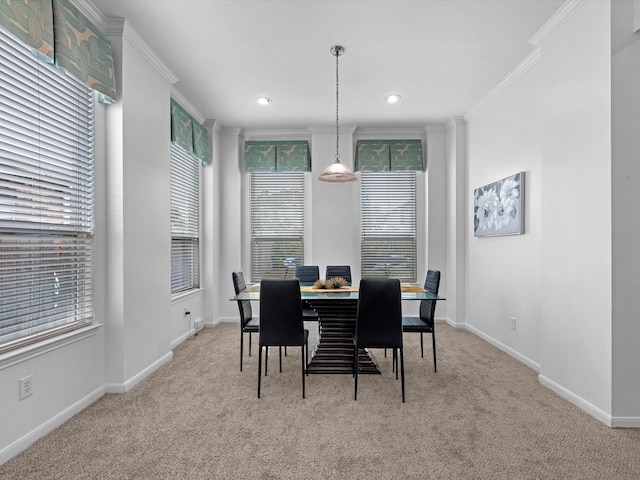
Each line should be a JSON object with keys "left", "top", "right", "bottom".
{"left": 392, "top": 348, "right": 397, "bottom": 373}
{"left": 354, "top": 344, "right": 359, "bottom": 400}
{"left": 400, "top": 347, "right": 405, "bottom": 403}
{"left": 394, "top": 349, "right": 398, "bottom": 380}
{"left": 265, "top": 347, "right": 269, "bottom": 376}
{"left": 432, "top": 331, "right": 437, "bottom": 373}
{"left": 240, "top": 331, "right": 244, "bottom": 372}
{"left": 304, "top": 341, "right": 309, "bottom": 376}
{"left": 301, "top": 345, "right": 306, "bottom": 398}
{"left": 420, "top": 332, "right": 424, "bottom": 358}
{"left": 257, "top": 346, "right": 263, "bottom": 398}
{"left": 249, "top": 332, "right": 252, "bottom": 356}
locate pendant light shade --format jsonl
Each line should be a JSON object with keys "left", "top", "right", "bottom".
{"left": 319, "top": 161, "right": 357, "bottom": 182}
{"left": 319, "top": 45, "right": 357, "bottom": 183}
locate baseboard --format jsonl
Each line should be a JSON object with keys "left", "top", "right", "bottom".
{"left": 105, "top": 350, "right": 173, "bottom": 394}
{"left": 170, "top": 317, "right": 209, "bottom": 350}
{"left": 444, "top": 317, "right": 465, "bottom": 330}
{"left": 611, "top": 416, "right": 640, "bottom": 428}
{"left": 218, "top": 316, "right": 239, "bottom": 323}
{"left": 0, "top": 385, "right": 105, "bottom": 465}
{"left": 460, "top": 322, "right": 541, "bottom": 373}
{"left": 538, "top": 374, "right": 613, "bottom": 426}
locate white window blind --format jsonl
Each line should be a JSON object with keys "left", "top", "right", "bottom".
{"left": 170, "top": 142, "right": 200, "bottom": 294}
{"left": 250, "top": 172, "right": 304, "bottom": 282}
{"left": 0, "top": 29, "right": 95, "bottom": 353}
{"left": 361, "top": 171, "right": 417, "bottom": 282}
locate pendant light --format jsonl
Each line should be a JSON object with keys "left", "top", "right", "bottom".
{"left": 319, "top": 45, "right": 357, "bottom": 183}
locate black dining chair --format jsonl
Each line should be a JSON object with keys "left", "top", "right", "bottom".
{"left": 232, "top": 271, "right": 259, "bottom": 372}
{"left": 325, "top": 265, "right": 352, "bottom": 285}
{"left": 258, "top": 279, "right": 309, "bottom": 399}
{"left": 353, "top": 278, "right": 405, "bottom": 402}
{"left": 294, "top": 265, "right": 320, "bottom": 322}
{"left": 294, "top": 265, "right": 320, "bottom": 285}
{"left": 402, "top": 269, "right": 441, "bottom": 372}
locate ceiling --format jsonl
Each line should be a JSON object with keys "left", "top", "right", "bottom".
{"left": 91, "top": 0, "right": 564, "bottom": 131}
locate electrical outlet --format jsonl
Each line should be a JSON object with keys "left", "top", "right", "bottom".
{"left": 19, "top": 375, "right": 33, "bottom": 400}
{"left": 510, "top": 317, "right": 517, "bottom": 331}
{"left": 183, "top": 307, "right": 190, "bottom": 316}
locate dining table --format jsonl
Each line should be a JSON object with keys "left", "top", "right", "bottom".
{"left": 232, "top": 283, "right": 445, "bottom": 375}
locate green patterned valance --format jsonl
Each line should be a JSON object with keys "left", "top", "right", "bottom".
{"left": 171, "top": 99, "right": 194, "bottom": 153}
{"left": 355, "top": 139, "right": 424, "bottom": 172}
{"left": 0, "top": 0, "right": 117, "bottom": 103}
{"left": 53, "top": 0, "right": 116, "bottom": 104}
{"left": 244, "top": 141, "right": 310, "bottom": 172}
{"left": 170, "top": 98, "right": 211, "bottom": 166}
{"left": 0, "top": 0, "right": 54, "bottom": 63}
{"left": 193, "top": 121, "right": 211, "bottom": 166}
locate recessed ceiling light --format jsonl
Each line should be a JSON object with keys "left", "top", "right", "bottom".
{"left": 256, "top": 97, "right": 271, "bottom": 105}
{"left": 385, "top": 94, "right": 401, "bottom": 104}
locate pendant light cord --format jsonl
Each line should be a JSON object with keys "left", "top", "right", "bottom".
{"left": 335, "top": 48, "right": 340, "bottom": 163}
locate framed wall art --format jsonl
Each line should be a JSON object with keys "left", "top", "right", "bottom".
{"left": 474, "top": 172, "right": 524, "bottom": 237}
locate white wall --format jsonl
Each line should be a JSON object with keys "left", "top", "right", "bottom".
{"left": 538, "top": 0, "right": 612, "bottom": 420}
{"left": 105, "top": 20, "right": 174, "bottom": 389}
{"left": 311, "top": 130, "right": 360, "bottom": 278}
{"left": 465, "top": 54, "right": 542, "bottom": 370}
{"left": 218, "top": 128, "right": 244, "bottom": 321}
{"left": 445, "top": 118, "right": 467, "bottom": 328}
{"left": 463, "top": 0, "right": 615, "bottom": 422}
{"left": 611, "top": 0, "right": 640, "bottom": 422}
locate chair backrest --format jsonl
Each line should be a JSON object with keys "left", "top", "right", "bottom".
{"left": 325, "top": 265, "right": 352, "bottom": 285}
{"left": 294, "top": 265, "right": 320, "bottom": 285}
{"left": 232, "top": 271, "right": 253, "bottom": 327}
{"left": 355, "top": 278, "right": 402, "bottom": 348}
{"left": 419, "top": 270, "right": 441, "bottom": 327}
{"left": 259, "top": 279, "right": 305, "bottom": 346}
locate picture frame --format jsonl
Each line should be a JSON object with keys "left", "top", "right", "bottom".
{"left": 474, "top": 172, "right": 524, "bottom": 237}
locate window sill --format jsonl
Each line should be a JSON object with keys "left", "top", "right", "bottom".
{"left": 0, "top": 323, "right": 102, "bottom": 371}
{"left": 171, "top": 288, "right": 203, "bottom": 304}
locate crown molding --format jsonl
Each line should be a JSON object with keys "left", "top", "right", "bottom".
{"left": 354, "top": 126, "right": 425, "bottom": 139}
{"left": 465, "top": 47, "right": 541, "bottom": 121}
{"left": 306, "top": 125, "right": 358, "bottom": 135}
{"left": 528, "top": 0, "right": 588, "bottom": 47}
{"left": 170, "top": 87, "right": 205, "bottom": 124}
{"left": 242, "top": 128, "right": 312, "bottom": 139}
{"left": 105, "top": 18, "right": 179, "bottom": 85}
{"left": 204, "top": 119, "right": 222, "bottom": 133}
{"left": 222, "top": 127, "right": 244, "bottom": 137}
{"left": 423, "top": 123, "right": 447, "bottom": 135}
{"left": 446, "top": 116, "right": 466, "bottom": 131}
{"left": 71, "top": 0, "right": 108, "bottom": 31}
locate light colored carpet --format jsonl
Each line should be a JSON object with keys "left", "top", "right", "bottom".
{"left": 2, "top": 322, "right": 639, "bottom": 479}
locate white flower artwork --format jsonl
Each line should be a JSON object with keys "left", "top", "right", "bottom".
{"left": 474, "top": 172, "right": 524, "bottom": 236}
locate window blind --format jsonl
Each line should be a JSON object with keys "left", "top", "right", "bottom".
{"left": 360, "top": 172, "right": 417, "bottom": 282}
{"left": 250, "top": 172, "right": 304, "bottom": 282}
{"left": 0, "top": 28, "right": 94, "bottom": 353}
{"left": 170, "top": 143, "right": 200, "bottom": 294}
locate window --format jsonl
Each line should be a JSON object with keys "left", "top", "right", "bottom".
{"left": 360, "top": 171, "right": 417, "bottom": 282}
{"left": 250, "top": 172, "right": 304, "bottom": 281}
{"left": 0, "top": 29, "right": 95, "bottom": 353}
{"left": 170, "top": 143, "right": 200, "bottom": 294}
